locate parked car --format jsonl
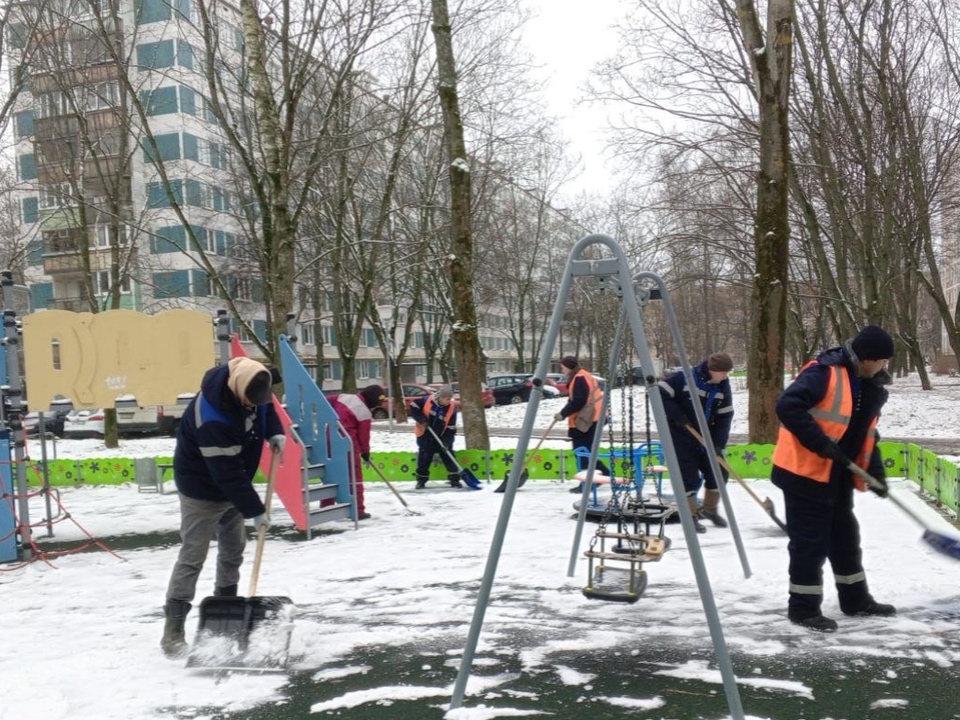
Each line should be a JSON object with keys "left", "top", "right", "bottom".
{"left": 23, "top": 397, "right": 75, "bottom": 437}
{"left": 545, "top": 373, "right": 568, "bottom": 395}
{"left": 114, "top": 395, "right": 162, "bottom": 435}
{"left": 488, "top": 374, "right": 535, "bottom": 405}
{"left": 158, "top": 393, "right": 197, "bottom": 436}
{"left": 63, "top": 408, "right": 106, "bottom": 438}
{"left": 541, "top": 377, "right": 561, "bottom": 398}
{"left": 430, "top": 382, "right": 495, "bottom": 409}
{"left": 372, "top": 383, "right": 438, "bottom": 419}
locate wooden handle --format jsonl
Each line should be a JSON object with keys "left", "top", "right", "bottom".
{"left": 247, "top": 449, "right": 281, "bottom": 597}
{"left": 685, "top": 424, "right": 766, "bottom": 504}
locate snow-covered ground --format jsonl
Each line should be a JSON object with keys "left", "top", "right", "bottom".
{"left": 3, "top": 373, "right": 960, "bottom": 720}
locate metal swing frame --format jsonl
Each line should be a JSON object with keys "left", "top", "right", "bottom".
{"left": 450, "top": 235, "right": 751, "bottom": 720}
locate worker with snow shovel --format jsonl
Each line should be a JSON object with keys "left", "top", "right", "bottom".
{"left": 657, "top": 352, "right": 736, "bottom": 533}
{"left": 411, "top": 385, "right": 461, "bottom": 488}
{"left": 772, "top": 325, "right": 896, "bottom": 633}
{"left": 160, "top": 357, "right": 285, "bottom": 658}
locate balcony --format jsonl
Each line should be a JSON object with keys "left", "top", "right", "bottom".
{"left": 43, "top": 246, "right": 112, "bottom": 275}
{"left": 46, "top": 296, "right": 91, "bottom": 312}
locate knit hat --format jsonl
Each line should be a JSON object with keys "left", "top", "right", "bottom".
{"left": 560, "top": 355, "right": 578, "bottom": 370}
{"left": 227, "top": 357, "right": 273, "bottom": 406}
{"left": 851, "top": 325, "right": 895, "bottom": 361}
{"left": 707, "top": 352, "right": 734, "bottom": 373}
{"left": 359, "top": 384, "right": 386, "bottom": 410}
{"left": 436, "top": 385, "right": 454, "bottom": 400}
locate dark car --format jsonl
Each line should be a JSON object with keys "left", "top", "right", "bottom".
{"left": 488, "top": 374, "right": 535, "bottom": 405}
{"left": 24, "top": 398, "right": 75, "bottom": 437}
{"left": 431, "top": 382, "right": 495, "bottom": 409}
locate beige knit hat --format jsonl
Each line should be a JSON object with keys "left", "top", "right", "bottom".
{"left": 227, "top": 357, "right": 273, "bottom": 406}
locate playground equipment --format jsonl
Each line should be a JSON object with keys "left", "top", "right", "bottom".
{"left": 449, "top": 235, "right": 751, "bottom": 720}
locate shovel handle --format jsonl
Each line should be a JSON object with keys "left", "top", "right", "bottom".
{"left": 366, "top": 459, "right": 411, "bottom": 509}
{"left": 685, "top": 425, "right": 763, "bottom": 502}
{"left": 248, "top": 448, "right": 281, "bottom": 597}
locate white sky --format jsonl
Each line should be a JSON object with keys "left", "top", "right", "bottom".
{"left": 521, "top": 0, "right": 626, "bottom": 196}
{"left": 4, "top": 376, "right": 960, "bottom": 719}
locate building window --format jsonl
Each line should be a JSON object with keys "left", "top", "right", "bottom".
{"left": 143, "top": 133, "right": 181, "bottom": 163}
{"left": 14, "top": 110, "right": 34, "bottom": 139}
{"left": 140, "top": 86, "right": 178, "bottom": 116}
{"left": 299, "top": 323, "right": 315, "bottom": 346}
{"left": 150, "top": 225, "right": 185, "bottom": 253}
{"left": 18, "top": 154, "right": 36, "bottom": 182}
{"left": 135, "top": 0, "right": 172, "bottom": 25}
{"left": 26, "top": 240, "right": 43, "bottom": 266}
{"left": 30, "top": 283, "right": 53, "bottom": 310}
{"left": 93, "top": 225, "right": 130, "bottom": 247}
{"left": 358, "top": 360, "right": 381, "bottom": 380}
{"left": 153, "top": 270, "right": 190, "bottom": 298}
{"left": 136, "top": 39, "right": 175, "bottom": 69}
{"left": 325, "top": 360, "right": 342, "bottom": 381}
{"left": 322, "top": 324, "right": 337, "bottom": 347}
{"left": 92, "top": 271, "right": 131, "bottom": 294}
{"left": 146, "top": 179, "right": 183, "bottom": 208}
{"left": 40, "top": 183, "right": 73, "bottom": 210}
{"left": 22, "top": 197, "right": 39, "bottom": 224}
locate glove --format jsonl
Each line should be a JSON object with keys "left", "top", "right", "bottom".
{"left": 253, "top": 513, "right": 270, "bottom": 531}
{"left": 268, "top": 434, "right": 286, "bottom": 454}
{"left": 868, "top": 475, "right": 889, "bottom": 498}
{"left": 361, "top": 452, "right": 371, "bottom": 464}
{"left": 819, "top": 440, "right": 849, "bottom": 465}
{"left": 554, "top": 412, "right": 564, "bottom": 422}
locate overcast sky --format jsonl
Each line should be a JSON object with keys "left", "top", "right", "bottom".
{"left": 521, "top": 0, "right": 626, "bottom": 196}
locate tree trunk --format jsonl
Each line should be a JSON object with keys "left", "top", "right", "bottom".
{"left": 430, "top": 0, "right": 490, "bottom": 450}
{"left": 733, "top": 0, "right": 794, "bottom": 443}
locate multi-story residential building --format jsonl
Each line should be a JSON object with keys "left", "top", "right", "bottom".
{"left": 7, "top": 0, "right": 574, "bottom": 391}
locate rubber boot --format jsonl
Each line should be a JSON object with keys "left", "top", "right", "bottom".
{"left": 687, "top": 496, "right": 706, "bottom": 534}
{"left": 160, "top": 600, "right": 191, "bottom": 658}
{"left": 415, "top": 473, "right": 429, "bottom": 489}
{"left": 214, "top": 584, "right": 238, "bottom": 597}
{"left": 700, "top": 489, "right": 728, "bottom": 528}
{"left": 448, "top": 472, "right": 463, "bottom": 488}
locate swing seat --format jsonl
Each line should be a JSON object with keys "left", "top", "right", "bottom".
{"left": 590, "top": 532, "right": 669, "bottom": 561}
{"left": 582, "top": 566, "right": 647, "bottom": 603}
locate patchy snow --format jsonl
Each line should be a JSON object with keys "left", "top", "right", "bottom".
{"left": 3, "top": 372, "right": 960, "bottom": 719}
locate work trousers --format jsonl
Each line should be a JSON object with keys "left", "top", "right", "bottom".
{"left": 783, "top": 487, "right": 871, "bottom": 618}
{"left": 166, "top": 493, "right": 246, "bottom": 604}
{"left": 416, "top": 438, "right": 459, "bottom": 478}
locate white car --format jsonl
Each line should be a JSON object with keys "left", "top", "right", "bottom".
{"left": 63, "top": 409, "right": 106, "bottom": 438}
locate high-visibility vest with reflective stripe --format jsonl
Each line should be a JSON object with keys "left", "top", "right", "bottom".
{"left": 568, "top": 369, "right": 603, "bottom": 429}
{"left": 771, "top": 362, "right": 876, "bottom": 489}
{"left": 414, "top": 396, "right": 455, "bottom": 437}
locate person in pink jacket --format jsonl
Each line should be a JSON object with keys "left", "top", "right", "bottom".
{"left": 325, "top": 384, "right": 385, "bottom": 520}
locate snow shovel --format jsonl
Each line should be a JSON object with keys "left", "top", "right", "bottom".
{"left": 426, "top": 425, "right": 482, "bottom": 489}
{"left": 193, "top": 450, "right": 293, "bottom": 660}
{"left": 495, "top": 417, "right": 558, "bottom": 493}
{"left": 364, "top": 459, "right": 422, "bottom": 515}
{"left": 686, "top": 424, "right": 787, "bottom": 533}
{"left": 845, "top": 459, "right": 960, "bottom": 561}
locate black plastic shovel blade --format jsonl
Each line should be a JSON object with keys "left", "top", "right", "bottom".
{"left": 494, "top": 468, "right": 529, "bottom": 493}
{"left": 196, "top": 595, "right": 293, "bottom": 644}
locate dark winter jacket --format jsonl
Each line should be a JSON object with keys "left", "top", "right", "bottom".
{"left": 173, "top": 364, "right": 283, "bottom": 517}
{"left": 657, "top": 360, "right": 734, "bottom": 451}
{"left": 771, "top": 345, "right": 889, "bottom": 502}
{"left": 410, "top": 393, "right": 458, "bottom": 447}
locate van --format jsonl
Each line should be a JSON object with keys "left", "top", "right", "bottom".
{"left": 114, "top": 395, "right": 161, "bottom": 435}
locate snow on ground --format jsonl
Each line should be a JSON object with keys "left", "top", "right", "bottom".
{"left": 3, "top": 373, "right": 960, "bottom": 720}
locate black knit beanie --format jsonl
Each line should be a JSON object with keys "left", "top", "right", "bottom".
{"left": 359, "top": 384, "right": 386, "bottom": 410}
{"left": 851, "top": 325, "right": 895, "bottom": 361}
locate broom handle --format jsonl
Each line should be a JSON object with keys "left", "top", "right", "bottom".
{"left": 247, "top": 448, "right": 281, "bottom": 597}
{"left": 844, "top": 459, "right": 933, "bottom": 530}
{"left": 521, "top": 418, "right": 559, "bottom": 473}
{"left": 366, "top": 459, "right": 411, "bottom": 509}
{"left": 685, "top": 424, "right": 768, "bottom": 507}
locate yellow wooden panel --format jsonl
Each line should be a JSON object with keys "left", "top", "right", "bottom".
{"left": 23, "top": 309, "right": 215, "bottom": 409}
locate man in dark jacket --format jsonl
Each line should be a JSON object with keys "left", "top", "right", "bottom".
{"left": 771, "top": 325, "right": 896, "bottom": 633}
{"left": 410, "top": 385, "right": 460, "bottom": 488}
{"left": 658, "top": 352, "right": 735, "bottom": 532}
{"left": 161, "top": 357, "right": 284, "bottom": 657}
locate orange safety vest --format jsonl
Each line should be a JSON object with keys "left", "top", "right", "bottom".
{"left": 414, "top": 395, "right": 456, "bottom": 437}
{"left": 771, "top": 362, "right": 877, "bottom": 489}
{"left": 568, "top": 369, "right": 603, "bottom": 430}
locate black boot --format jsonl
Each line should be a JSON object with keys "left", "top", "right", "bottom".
{"left": 160, "top": 600, "right": 192, "bottom": 657}
{"left": 214, "top": 584, "right": 238, "bottom": 597}
{"left": 415, "top": 474, "right": 428, "bottom": 489}
{"left": 842, "top": 597, "right": 897, "bottom": 617}
{"left": 448, "top": 472, "right": 463, "bottom": 488}
{"left": 789, "top": 612, "right": 838, "bottom": 632}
